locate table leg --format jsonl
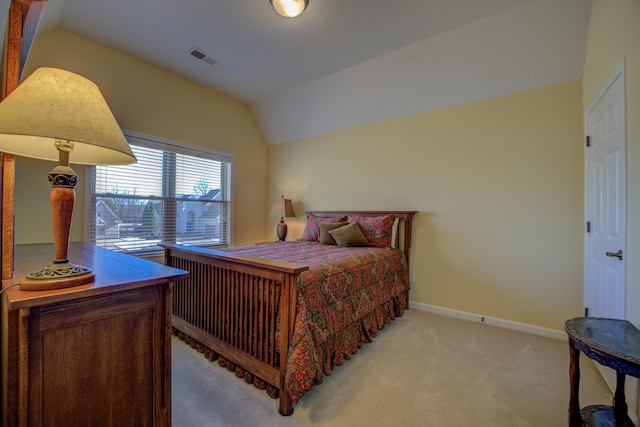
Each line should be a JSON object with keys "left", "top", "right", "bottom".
{"left": 613, "top": 372, "right": 627, "bottom": 426}
{"left": 568, "top": 340, "right": 582, "bottom": 427}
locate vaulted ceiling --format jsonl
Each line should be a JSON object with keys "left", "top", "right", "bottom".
{"left": 36, "top": 0, "right": 592, "bottom": 144}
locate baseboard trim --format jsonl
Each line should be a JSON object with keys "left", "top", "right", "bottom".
{"left": 409, "top": 301, "right": 566, "bottom": 341}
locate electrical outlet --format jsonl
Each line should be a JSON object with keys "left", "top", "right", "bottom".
{"left": 409, "top": 273, "right": 415, "bottom": 284}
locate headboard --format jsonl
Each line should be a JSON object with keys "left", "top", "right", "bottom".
{"left": 304, "top": 210, "right": 417, "bottom": 268}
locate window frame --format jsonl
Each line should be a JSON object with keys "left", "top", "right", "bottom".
{"left": 83, "top": 129, "right": 234, "bottom": 258}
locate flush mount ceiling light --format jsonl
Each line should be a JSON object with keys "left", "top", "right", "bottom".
{"left": 269, "top": 0, "right": 308, "bottom": 18}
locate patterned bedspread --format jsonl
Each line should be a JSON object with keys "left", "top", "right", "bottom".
{"left": 223, "top": 241, "right": 410, "bottom": 402}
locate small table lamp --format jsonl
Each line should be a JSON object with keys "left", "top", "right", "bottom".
{"left": 0, "top": 67, "right": 136, "bottom": 291}
{"left": 269, "top": 195, "right": 296, "bottom": 241}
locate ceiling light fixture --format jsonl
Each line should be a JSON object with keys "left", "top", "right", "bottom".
{"left": 269, "top": 0, "right": 308, "bottom": 18}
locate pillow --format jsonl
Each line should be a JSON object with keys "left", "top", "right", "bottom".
{"left": 328, "top": 222, "right": 370, "bottom": 247}
{"left": 391, "top": 217, "right": 400, "bottom": 248}
{"left": 299, "top": 213, "right": 348, "bottom": 242}
{"left": 319, "top": 221, "right": 348, "bottom": 245}
{"left": 347, "top": 214, "right": 395, "bottom": 248}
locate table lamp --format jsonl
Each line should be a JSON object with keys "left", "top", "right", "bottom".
{"left": 269, "top": 195, "right": 296, "bottom": 241}
{"left": 0, "top": 67, "right": 136, "bottom": 291}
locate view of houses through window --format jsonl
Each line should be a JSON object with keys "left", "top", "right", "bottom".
{"left": 88, "top": 132, "right": 232, "bottom": 255}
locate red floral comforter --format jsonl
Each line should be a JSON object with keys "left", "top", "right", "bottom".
{"left": 223, "top": 241, "right": 410, "bottom": 402}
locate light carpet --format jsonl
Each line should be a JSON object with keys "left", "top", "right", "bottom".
{"left": 172, "top": 310, "right": 612, "bottom": 427}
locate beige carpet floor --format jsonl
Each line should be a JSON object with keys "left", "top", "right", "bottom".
{"left": 172, "top": 310, "right": 612, "bottom": 427}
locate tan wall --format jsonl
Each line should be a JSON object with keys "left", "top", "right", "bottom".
{"left": 269, "top": 80, "right": 584, "bottom": 331}
{"left": 15, "top": 29, "right": 268, "bottom": 247}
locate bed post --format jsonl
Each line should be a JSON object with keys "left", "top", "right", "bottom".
{"left": 277, "top": 272, "right": 297, "bottom": 415}
{"left": 398, "top": 211, "right": 415, "bottom": 269}
{"left": 399, "top": 212, "right": 416, "bottom": 308}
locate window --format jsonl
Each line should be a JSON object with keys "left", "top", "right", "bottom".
{"left": 87, "top": 131, "right": 232, "bottom": 256}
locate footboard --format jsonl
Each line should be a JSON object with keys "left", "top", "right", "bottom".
{"left": 161, "top": 243, "right": 309, "bottom": 416}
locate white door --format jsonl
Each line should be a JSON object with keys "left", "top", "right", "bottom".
{"left": 584, "top": 64, "right": 626, "bottom": 319}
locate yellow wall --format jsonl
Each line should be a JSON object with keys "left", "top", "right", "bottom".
{"left": 16, "top": 29, "right": 268, "bottom": 247}
{"left": 269, "top": 80, "right": 584, "bottom": 330}
{"left": 583, "top": 0, "right": 640, "bottom": 327}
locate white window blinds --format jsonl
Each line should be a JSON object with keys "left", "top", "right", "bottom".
{"left": 88, "top": 131, "right": 232, "bottom": 255}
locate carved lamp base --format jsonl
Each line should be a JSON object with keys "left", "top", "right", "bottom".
{"left": 20, "top": 140, "right": 95, "bottom": 291}
{"left": 21, "top": 260, "right": 95, "bottom": 291}
{"left": 276, "top": 220, "right": 288, "bottom": 241}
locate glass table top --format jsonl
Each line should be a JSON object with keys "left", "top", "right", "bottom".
{"left": 565, "top": 317, "right": 640, "bottom": 365}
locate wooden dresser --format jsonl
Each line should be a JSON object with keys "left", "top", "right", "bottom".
{"left": 1, "top": 243, "right": 188, "bottom": 427}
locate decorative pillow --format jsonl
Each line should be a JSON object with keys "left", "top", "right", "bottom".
{"left": 319, "top": 221, "right": 348, "bottom": 245}
{"left": 299, "top": 213, "right": 348, "bottom": 242}
{"left": 347, "top": 214, "right": 395, "bottom": 248}
{"left": 328, "top": 222, "right": 370, "bottom": 247}
{"left": 391, "top": 217, "right": 400, "bottom": 248}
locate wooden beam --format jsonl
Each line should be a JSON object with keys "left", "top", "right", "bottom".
{"left": 2, "top": 1, "right": 22, "bottom": 280}
{"left": 1, "top": 0, "right": 48, "bottom": 280}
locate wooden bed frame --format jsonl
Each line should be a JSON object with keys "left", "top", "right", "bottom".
{"left": 162, "top": 210, "right": 416, "bottom": 415}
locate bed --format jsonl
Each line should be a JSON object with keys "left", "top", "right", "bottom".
{"left": 162, "top": 210, "right": 416, "bottom": 415}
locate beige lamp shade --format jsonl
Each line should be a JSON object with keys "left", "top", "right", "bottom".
{"left": 0, "top": 67, "right": 135, "bottom": 165}
{"left": 269, "top": 196, "right": 296, "bottom": 218}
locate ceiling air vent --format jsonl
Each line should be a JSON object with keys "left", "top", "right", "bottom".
{"left": 188, "top": 48, "right": 217, "bottom": 66}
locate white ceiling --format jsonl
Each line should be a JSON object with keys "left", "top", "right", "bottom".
{"left": 39, "top": 0, "right": 529, "bottom": 104}
{"left": 36, "top": 0, "right": 592, "bottom": 145}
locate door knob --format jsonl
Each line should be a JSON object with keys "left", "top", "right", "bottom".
{"left": 605, "top": 250, "right": 623, "bottom": 261}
